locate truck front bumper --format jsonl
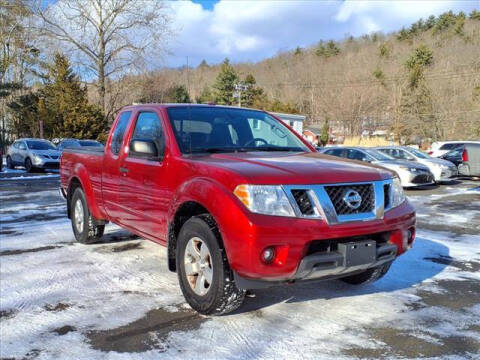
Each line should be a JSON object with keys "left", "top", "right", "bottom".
{"left": 234, "top": 242, "right": 398, "bottom": 289}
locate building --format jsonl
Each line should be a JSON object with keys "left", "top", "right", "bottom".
{"left": 270, "top": 112, "right": 306, "bottom": 136}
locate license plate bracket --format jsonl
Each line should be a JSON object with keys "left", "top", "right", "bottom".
{"left": 338, "top": 240, "right": 376, "bottom": 267}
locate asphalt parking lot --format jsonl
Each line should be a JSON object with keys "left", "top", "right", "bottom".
{"left": 1, "top": 172, "right": 479, "bottom": 359}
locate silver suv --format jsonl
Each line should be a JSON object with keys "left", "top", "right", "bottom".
{"left": 6, "top": 138, "right": 60, "bottom": 172}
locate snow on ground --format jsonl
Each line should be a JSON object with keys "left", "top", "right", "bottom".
{"left": 1, "top": 179, "right": 479, "bottom": 359}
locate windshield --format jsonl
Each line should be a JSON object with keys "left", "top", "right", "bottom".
{"left": 79, "top": 140, "right": 102, "bottom": 147}
{"left": 364, "top": 148, "right": 393, "bottom": 161}
{"left": 166, "top": 106, "right": 310, "bottom": 154}
{"left": 61, "top": 140, "right": 80, "bottom": 149}
{"left": 26, "top": 140, "right": 56, "bottom": 150}
{"left": 407, "top": 148, "right": 429, "bottom": 159}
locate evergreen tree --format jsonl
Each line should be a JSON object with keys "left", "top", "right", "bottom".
{"left": 241, "top": 74, "right": 264, "bottom": 107}
{"left": 320, "top": 120, "right": 329, "bottom": 146}
{"left": 213, "top": 58, "right": 238, "bottom": 105}
{"left": 196, "top": 86, "right": 213, "bottom": 104}
{"left": 8, "top": 53, "right": 107, "bottom": 140}
{"left": 164, "top": 85, "right": 191, "bottom": 103}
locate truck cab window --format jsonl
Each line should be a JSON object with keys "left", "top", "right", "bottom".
{"left": 130, "top": 112, "right": 164, "bottom": 157}
{"left": 111, "top": 111, "right": 132, "bottom": 155}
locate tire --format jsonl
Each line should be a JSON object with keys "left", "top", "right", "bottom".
{"left": 71, "top": 187, "right": 105, "bottom": 244}
{"left": 25, "top": 158, "right": 33, "bottom": 173}
{"left": 340, "top": 262, "right": 392, "bottom": 285}
{"left": 6, "top": 156, "right": 13, "bottom": 169}
{"left": 176, "top": 215, "right": 246, "bottom": 315}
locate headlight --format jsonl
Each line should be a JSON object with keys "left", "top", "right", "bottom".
{"left": 392, "top": 177, "right": 406, "bottom": 207}
{"left": 233, "top": 185, "right": 295, "bottom": 217}
{"left": 32, "top": 154, "right": 43, "bottom": 164}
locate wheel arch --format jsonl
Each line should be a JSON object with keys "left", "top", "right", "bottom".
{"left": 167, "top": 201, "right": 224, "bottom": 272}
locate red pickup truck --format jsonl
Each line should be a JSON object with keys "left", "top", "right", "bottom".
{"left": 60, "top": 104, "right": 416, "bottom": 315}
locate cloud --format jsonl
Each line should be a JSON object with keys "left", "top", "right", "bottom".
{"left": 167, "top": 0, "right": 478, "bottom": 67}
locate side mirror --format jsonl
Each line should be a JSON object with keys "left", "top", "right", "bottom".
{"left": 130, "top": 139, "right": 161, "bottom": 160}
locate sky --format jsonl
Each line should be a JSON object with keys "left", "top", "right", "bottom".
{"left": 167, "top": 0, "right": 479, "bottom": 67}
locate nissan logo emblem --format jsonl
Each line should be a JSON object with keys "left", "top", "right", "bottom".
{"left": 343, "top": 189, "right": 362, "bottom": 210}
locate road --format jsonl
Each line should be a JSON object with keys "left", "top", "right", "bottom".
{"left": 1, "top": 174, "right": 479, "bottom": 359}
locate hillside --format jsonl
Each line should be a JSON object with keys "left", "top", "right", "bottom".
{"left": 112, "top": 11, "right": 480, "bottom": 143}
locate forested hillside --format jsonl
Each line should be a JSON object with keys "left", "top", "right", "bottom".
{"left": 113, "top": 11, "right": 480, "bottom": 143}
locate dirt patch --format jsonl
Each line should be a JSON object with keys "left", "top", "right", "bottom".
{"left": 0, "top": 228, "right": 23, "bottom": 236}
{"left": 424, "top": 255, "right": 480, "bottom": 273}
{"left": 52, "top": 325, "right": 76, "bottom": 336}
{"left": 416, "top": 278, "right": 480, "bottom": 310}
{"left": 1, "top": 212, "right": 65, "bottom": 224}
{"left": 0, "top": 245, "right": 62, "bottom": 256}
{"left": 0, "top": 309, "right": 16, "bottom": 319}
{"left": 86, "top": 307, "right": 208, "bottom": 353}
{"left": 44, "top": 303, "right": 71, "bottom": 312}
{"left": 95, "top": 242, "right": 143, "bottom": 254}
{"left": 101, "top": 232, "right": 140, "bottom": 243}
{"left": 345, "top": 327, "right": 480, "bottom": 358}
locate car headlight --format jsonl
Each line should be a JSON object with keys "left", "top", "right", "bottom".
{"left": 32, "top": 154, "right": 43, "bottom": 163}
{"left": 233, "top": 185, "right": 295, "bottom": 217}
{"left": 392, "top": 177, "right": 406, "bottom": 207}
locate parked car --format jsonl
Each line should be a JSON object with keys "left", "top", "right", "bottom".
{"left": 376, "top": 146, "right": 457, "bottom": 182}
{"left": 428, "top": 141, "right": 480, "bottom": 158}
{"left": 60, "top": 104, "right": 416, "bottom": 315}
{"left": 57, "top": 138, "right": 104, "bottom": 152}
{"left": 6, "top": 138, "right": 60, "bottom": 172}
{"left": 441, "top": 143, "right": 480, "bottom": 177}
{"left": 320, "top": 146, "right": 434, "bottom": 187}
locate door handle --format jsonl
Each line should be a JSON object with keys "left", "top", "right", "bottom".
{"left": 119, "top": 167, "right": 129, "bottom": 174}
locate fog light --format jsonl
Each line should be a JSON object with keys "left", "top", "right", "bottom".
{"left": 262, "top": 247, "right": 275, "bottom": 263}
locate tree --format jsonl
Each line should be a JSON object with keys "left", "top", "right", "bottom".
{"left": 319, "top": 120, "right": 329, "bottom": 146}
{"left": 8, "top": 53, "right": 107, "bottom": 140}
{"left": 32, "top": 0, "right": 171, "bottom": 119}
{"left": 241, "top": 74, "right": 264, "bottom": 107}
{"left": 164, "top": 85, "right": 191, "bottom": 103}
{"left": 213, "top": 58, "right": 238, "bottom": 105}
{"left": 195, "top": 86, "right": 213, "bottom": 104}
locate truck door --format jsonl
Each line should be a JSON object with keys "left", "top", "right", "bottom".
{"left": 119, "top": 110, "right": 170, "bottom": 242}
{"left": 103, "top": 111, "right": 133, "bottom": 221}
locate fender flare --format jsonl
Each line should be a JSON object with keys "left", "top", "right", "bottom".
{"left": 68, "top": 163, "right": 104, "bottom": 220}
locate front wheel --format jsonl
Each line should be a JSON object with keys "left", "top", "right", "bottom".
{"left": 176, "top": 215, "right": 246, "bottom": 315}
{"left": 71, "top": 187, "right": 105, "bottom": 244}
{"left": 25, "top": 158, "right": 33, "bottom": 173}
{"left": 340, "top": 262, "right": 391, "bottom": 285}
{"left": 6, "top": 156, "right": 13, "bottom": 169}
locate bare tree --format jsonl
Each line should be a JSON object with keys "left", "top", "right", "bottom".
{"left": 31, "top": 0, "right": 171, "bottom": 118}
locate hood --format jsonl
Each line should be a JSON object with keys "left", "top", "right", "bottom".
{"left": 187, "top": 152, "right": 394, "bottom": 187}
{"left": 374, "top": 159, "right": 430, "bottom": 171}
{"left": 422, "top": 157, "right": 455, "bottom": 167}
{"left": 30, "top": 149, "right": 61, "bottom": 157}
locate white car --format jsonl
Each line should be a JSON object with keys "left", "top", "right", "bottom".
{"left": 376, "top": 146, "right": 457, "bottom": 182}
{"left": 428, "top": 141, "right": 480, "bottom": 158}
{"left": 320, "top": 147, "right": 435, "bottom": 188}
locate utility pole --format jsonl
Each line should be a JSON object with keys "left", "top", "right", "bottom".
{"left": 186, "top": 56, "right": 190, "bottom": 101}
{"left": 234, "top": 83, "right": 248, "bottom": 107}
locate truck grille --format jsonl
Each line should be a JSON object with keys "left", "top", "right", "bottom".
{"left": 291, "top": 189, "right": 315, "bottom": 215}
{"left": 324, "top": 184, "right": 374, "bottom": 215}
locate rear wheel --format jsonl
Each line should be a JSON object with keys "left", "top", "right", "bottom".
{"left": 25, "top": 158, "right": 33, "bottom": 173}
{"left": 176, "top": 215, "right": 246, "bottom": 315}
{"left": 340, "top": 262, "right": 391, "bottom": 285}
{"left": 6, "top": 156, "right": 14, "bottom": 169}
{"left": 71, "top": 187, "right": 105, "bottom": 244}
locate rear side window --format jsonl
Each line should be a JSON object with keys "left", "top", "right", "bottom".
{"left": 440, "top": 143, "right": 461, "bottom": 150}
{"left": 111, "top": 111, "right": 132, "bottom": 155}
